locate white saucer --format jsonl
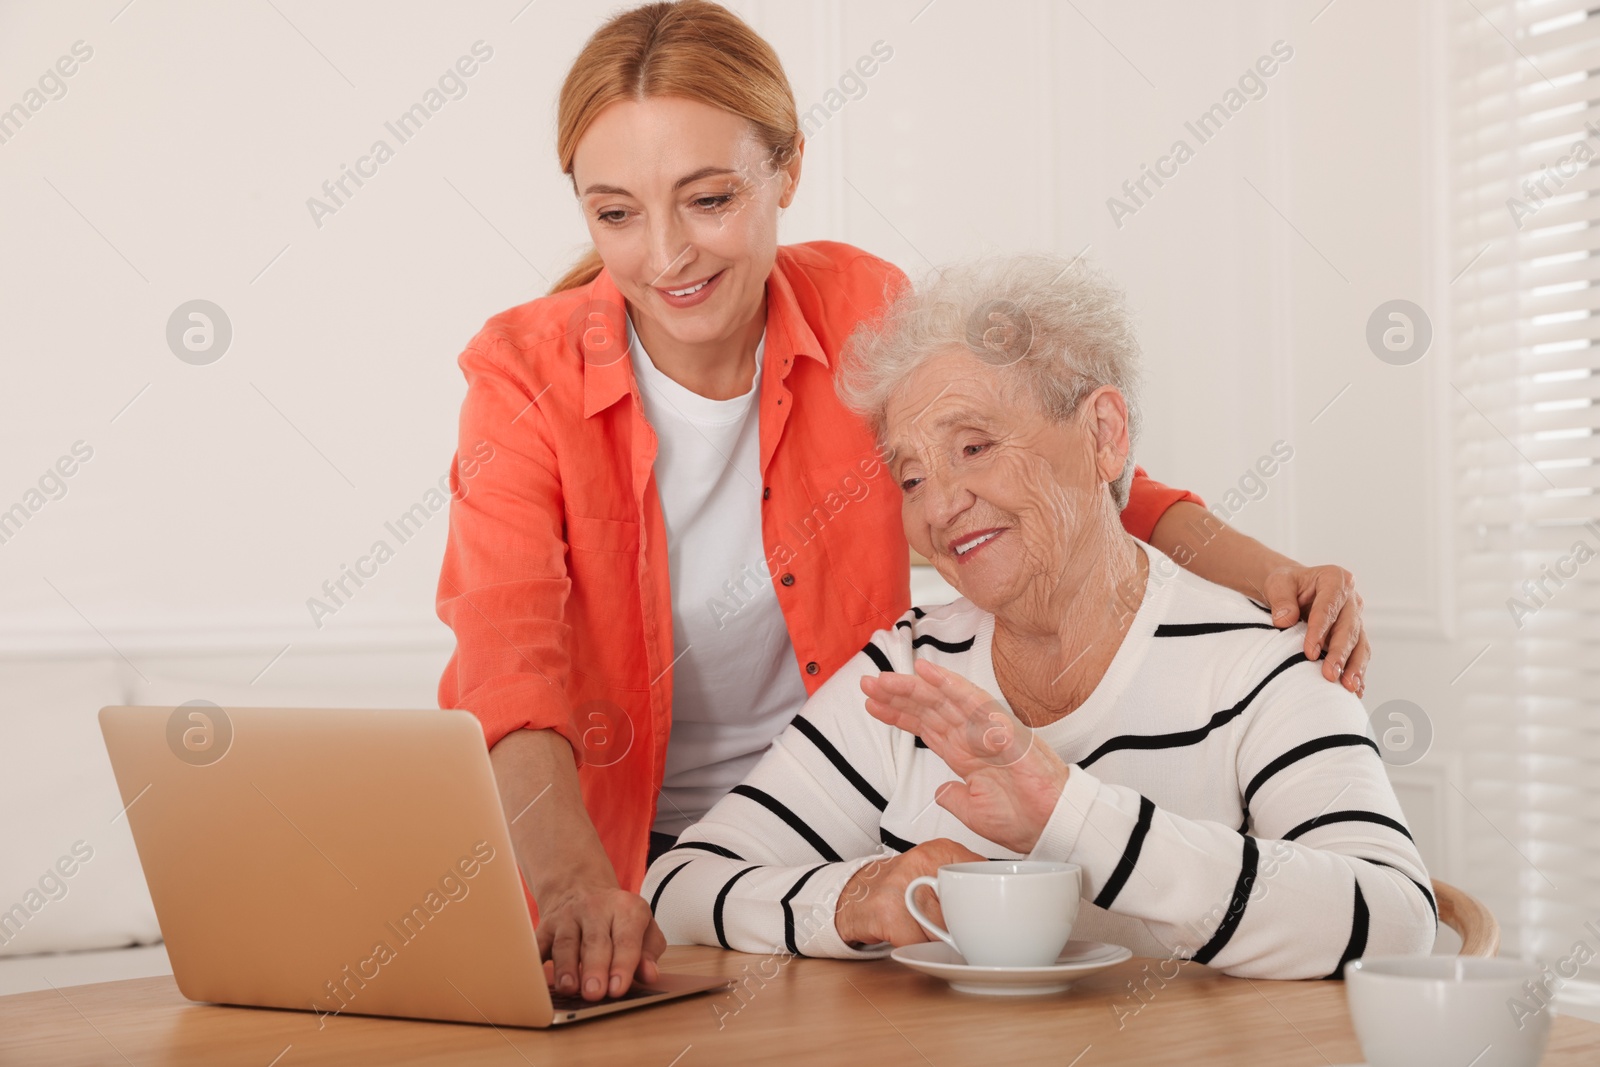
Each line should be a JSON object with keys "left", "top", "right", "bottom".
{"left": 890, "top": 940, "right": 1132, "bottom": 996}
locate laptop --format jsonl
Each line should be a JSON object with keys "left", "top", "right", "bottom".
{"left": 98, "top": 704, "right": 730, "bottom": 1027}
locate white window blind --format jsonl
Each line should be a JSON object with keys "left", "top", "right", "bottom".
{"left": 1453, "top": 0, "right": 1600, "bottom": 976}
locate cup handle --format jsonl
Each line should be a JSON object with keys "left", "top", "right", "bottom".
{"left": 903, "top": 876, "right": 959, "bottom": 953}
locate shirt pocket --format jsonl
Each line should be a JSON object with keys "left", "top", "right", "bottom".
{"left": 561, "top": 513, "right": 647, "bottom": 686}
{"left": 565, "top": 512, "right": 640, "bottom": 556}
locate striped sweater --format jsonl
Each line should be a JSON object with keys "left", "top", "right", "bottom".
{"left": 642, "top": 542, "right": 1437, "bottom": 979}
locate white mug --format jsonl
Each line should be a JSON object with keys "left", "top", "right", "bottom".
{"left": 1344, "top": 956, "right": 1553, "bottom": 1067}
{"left": 903, "top": 860, "right": 1081, "bottom": 967}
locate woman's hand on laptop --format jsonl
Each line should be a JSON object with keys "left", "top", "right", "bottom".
{"left": 835, "top": 838, "right": 985, "bottom": 948}
{"left": 490, "top": 728, "right": 665, "bottom": 1002}
{"left": 539, "top": 881, "right": 666, "bottom": 1001}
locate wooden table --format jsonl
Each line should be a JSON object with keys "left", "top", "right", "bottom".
{"left": 3, "top": 946, "right": 1598, "bottom": 1066}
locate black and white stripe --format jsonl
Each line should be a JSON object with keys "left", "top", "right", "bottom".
{"left": 859, "top": 640, "right": 894, "bottom": 674}
{"left": 649, "top": 860, "right": 694, "bottom": 915}
{"left": 780, "top": 864, "right": 829, "bottom": 955}
{"left": 1155, "top": 621, "right": 1279, "bottom": 638}
{"left": 1193, "top": 835, "right": 1260, "bottom": 965}
{"left": 712, "top": 866, "right": 763, "bottom": 949}
{"left": 1241, "top": 734, "right": 1380, "bottom": 823}
{"left": 1324, "top": 878, "right": 1369, "bottom": 980}
{"left": 1359, "top": 857, "right": 1438, "bottom": 922}
{"left": 790, "top": 715, "right": 887, "bottom": 811}
{"left": 729, "top": 784, "right": 843, "bottom": 860}
{"left": 1284, "top": 810, "right": 1414, "bottom": 843}
{"left": 1078, "top": 652, "right": 1307, "bottom": 769}
{"left": 1092, "top": 795, "right": 1155, "bottom": 910}
{"left": 670, "top": 840, "right": 745, "bottom": 861}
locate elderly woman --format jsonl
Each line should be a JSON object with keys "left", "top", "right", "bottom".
{"left": 640, "top": 255, "right": 1435, "bottom": 978}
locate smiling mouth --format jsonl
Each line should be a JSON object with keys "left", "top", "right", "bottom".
{"left": 951, "top": 528, "right": 1005, "bottom": 558}
{"left": 652, "top": 268, "right": 726, "bottom": 309}
{"left": 662, "top": 278, "right": 713, "bottom": 299}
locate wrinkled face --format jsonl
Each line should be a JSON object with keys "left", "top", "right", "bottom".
{"left": 571, "top": 96, "right": 800, "bottom": 348}
{"left": 884, "top": 348, "right": 1121, "bottom": 617}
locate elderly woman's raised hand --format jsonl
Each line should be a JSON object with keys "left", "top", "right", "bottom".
{"left": 859, "top": 660, "right": 1071, "bottom": 855}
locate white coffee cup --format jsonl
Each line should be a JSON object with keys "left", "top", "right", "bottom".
{"left": 1344, "top": 956, "right": 1554, "bottom": 1067}
{"left": 903, "top": 860, "right": 1080, "bottom": 967}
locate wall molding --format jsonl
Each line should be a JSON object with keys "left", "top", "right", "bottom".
{"left": 1309, "top": 0, "right": 1455, "bottom": 646}
{"left": 0, "top": 620, "right": 454, "bottom": 662}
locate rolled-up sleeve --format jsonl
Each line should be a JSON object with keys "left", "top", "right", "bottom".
{"left": 1120, "top": 465, "right": 1205, "bottom": 543}
{"left": 436, "top": 337, "right": 580, "bottom": 756}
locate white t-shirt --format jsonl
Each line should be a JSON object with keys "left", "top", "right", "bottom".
{"left": 628, "top": 317, "right": 811, "bottom": 836}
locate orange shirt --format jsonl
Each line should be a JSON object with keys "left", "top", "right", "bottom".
{"left": 436, "top": 241, "right": 1202, "bottom": 896}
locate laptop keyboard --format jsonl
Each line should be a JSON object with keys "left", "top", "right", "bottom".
{"left": 549, "top": 985, "right": 667, "bottom": 1012}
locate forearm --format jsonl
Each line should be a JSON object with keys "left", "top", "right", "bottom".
{"left": 1149, "top": 500, "right": 1295, "bottom": 603}
{"left": 645, "top": 849, "right": 883, "bottom": 957}
{"left": 1028, "top": 768, "right": 1434, "bottom": 978}
{"left": 1027, "top": 657, "right": 1435, "bottom": 977}
{"left": 490, "top": 727, "right": 617, "bottom": 897}
{"left": 642, "top": 713, "right": 896, "bottom": 956}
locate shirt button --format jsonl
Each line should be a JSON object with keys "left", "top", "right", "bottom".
{"left": 805, "top": 661, "right": 819, "bottom": 675}
{"left": 763, "top": 487, "right": 771, "bottom": 500}
{"left": 780, "top": 573, "right": 795, "bottom": 586}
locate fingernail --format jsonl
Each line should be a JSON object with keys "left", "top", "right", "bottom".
{"left": 609, "top": 975, "right": 623, "bottom": 996}
{"left": 585, "top": 977, "right": 601, "bottom": 997}
{"left": 559, "top": 974, "right": 575, "bottom": 992}
{"left": 1309, "top": 644, "right": 1320, "bottom": 659}
{"left": 1332, "top": 660, "right": 1344, "bottom": 675}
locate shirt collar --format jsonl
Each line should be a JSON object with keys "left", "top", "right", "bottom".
{"left": 580, "top": 255, "right": 827, "bottom": 420}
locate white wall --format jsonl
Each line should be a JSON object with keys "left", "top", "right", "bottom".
{"left": 1, "top": 0, "right": 1473, "bottom": 953}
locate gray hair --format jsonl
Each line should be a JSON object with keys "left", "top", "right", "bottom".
{"left": 838, "top": 253, "right": 1144, "bottom": 508}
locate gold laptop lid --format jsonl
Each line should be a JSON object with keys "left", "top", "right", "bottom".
{"left": 99, "top": 705, "right": 553, "bottom": 1028}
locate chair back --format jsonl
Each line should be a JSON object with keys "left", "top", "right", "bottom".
{"left": 1433, "top": 878, "right": 1499, "bottom": 957}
